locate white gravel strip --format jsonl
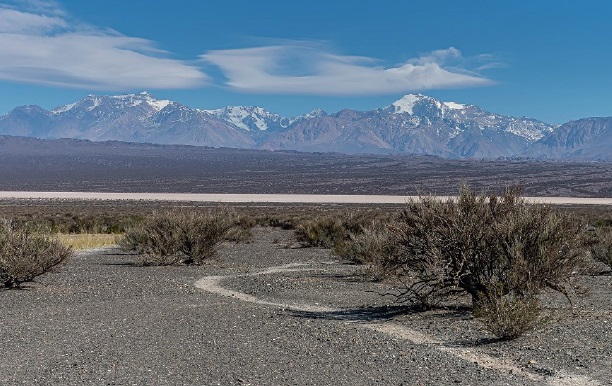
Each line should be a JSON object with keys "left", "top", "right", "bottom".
{"left": 1, "top": 191, "right": 612, "bottom": 205}
{"left": 196, "top": 264, "right": 602, "bottom": 386}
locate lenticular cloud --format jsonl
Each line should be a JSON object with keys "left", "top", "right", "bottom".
{"left": 202, "top": 44, "right": 493, "bottom": 95}
{"left": 0, "top": 5, "right": 208, "bottom": 90}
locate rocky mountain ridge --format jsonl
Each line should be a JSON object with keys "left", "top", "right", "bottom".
{"left": 0, "top": 92, "right": 609, "bottom": 160}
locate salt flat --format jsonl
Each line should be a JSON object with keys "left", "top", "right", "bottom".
{"left": 0, "top": 191, "right": 611, "bottom": 205}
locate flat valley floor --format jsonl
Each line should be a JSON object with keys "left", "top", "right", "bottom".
{"left": 1, "top": 227, "right": 610, "bottom": 385}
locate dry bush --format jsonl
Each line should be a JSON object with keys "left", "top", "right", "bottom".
{"left": 374, "top": 184, "right": 586, "bottom": 337}
{"left": 295, "top": 215, "right": 346, "bottom": 248}
{"left": 295, "top": 210, "right": 390, "bottom": 249}
{"left": 475, "top": 291, "right": 548, "bottom": 340}
{"left": 224, "top": 214, "right": 255, "bottom": 243}
{"left": 588, "top": 227, "right": 612, "bottom": 270}
{"left": 120, "top": 208, "right": 248, "bottom": 266}
{"left": 0, "top": 219, "right": 72, "bottom": 288}
{"left": 256, "top": 214, "right": 301, "bottom": 230}
{"left": 332, "top": 220, "right": 394, "bottom": 280}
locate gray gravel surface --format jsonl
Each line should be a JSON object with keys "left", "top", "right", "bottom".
{"left": 1, "top": 227, "right": 610, "bottom": 385}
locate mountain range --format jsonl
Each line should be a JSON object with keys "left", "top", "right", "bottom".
{"left": 0, "top": 91, "right": 610, "bottom": 160}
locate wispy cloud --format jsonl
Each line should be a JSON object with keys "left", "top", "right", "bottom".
{"left": 0, "top": 1, "right": 208, "bottom": 90}
{"left": 0, "top": 2, "right": 497, "bottom": 95}
{"left": 202, "top": 43, "right": 494, "bottom": 95}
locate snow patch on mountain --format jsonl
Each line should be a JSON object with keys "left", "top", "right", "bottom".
{"left": 288, "top": 108, "right": 327, "bottom": 125}
{"left": 146, "top": 99, "right": 171, "bottom": 111}
{"left": 444, "top": 101, "right": 465, "bottom": 110}
{"left": 113, "top": 92, "right": 171, "bottom": 111}
{"left": 203, "top": 106, "right": 291, "bottom": 131}
{"left": 392, "top": 94, "right": 422, "bottom": 114}
{"left": 87, "top": 96, "right": 102, "bottom": 111}
{"left": 52, "top": 102, "right": 77, "bottom": 114}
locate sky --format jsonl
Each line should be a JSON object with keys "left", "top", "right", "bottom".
{"left": 0, "top": 0, "right": 610, "bottom": 124}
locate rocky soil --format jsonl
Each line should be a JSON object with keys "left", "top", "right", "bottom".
{"left": 1, "top": 227, "right": 610, "bottom": 385}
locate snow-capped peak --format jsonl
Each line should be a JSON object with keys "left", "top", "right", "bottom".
{"left": 392, "top": 94, "right": 471, "bottom": 115}
{"left": 111, "top": 92, "right": 171, "bottom": 111}
{"left": 443, "top": 101, "right": 466, "bottom": 110}
{"left": 51, "top": 92, "right": 171, "bottom": 114}
{"left": 392, "top": 94, "right": 425, "bottom": 114}
{"left": 303, "top": 108, "right": 326, "bottom": 119}
{"left": 51, "top": 102, "right": 77, "bottom": 114}
{"left": 203, "top": 105, "right": 285, "bottom": 131}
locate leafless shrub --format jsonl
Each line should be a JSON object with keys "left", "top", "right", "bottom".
{"left": 475, "top": 290, "right": 548, "bottom": 340}
{"left": 391, "top": 186, "right": 583, "bottom": 305}
{"left": 0, "top": 219, "right": 72, "bottom": 288}
{"left": 295, "top": 216, "right": 346, "bottom": 248}
{"left": 333, "top": 220, "right": 394, "bottom": 281}
{"left": 588, "top": 227, "right": 612, "bottom": 270}
{"left": 120, "top": 208, "right": 248, "bottom": 266}
{"left": 295, "top": 210, "right": 391, "bottom": 249}
{"left": 383, "top": 185, "right": 585, "bottom": 321}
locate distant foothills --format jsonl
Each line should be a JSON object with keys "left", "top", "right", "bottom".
{"left": 1, "top": 92, "right": 611, "bottom": 161}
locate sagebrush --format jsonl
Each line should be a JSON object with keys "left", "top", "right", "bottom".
{"left": 0, "top": 219, "right": 72, "bottom": 288}
{"left": 384, "top": 185, "right": 585, "bottom": 310}
{"left": 295, "top": 210, "right": 390, "bottom": 249}
{"left": 475, "top": 291, "right": 548, "bottom": 340}
{"left": 588, "top": 227, "right": 612, "bottom": 270}
{"left": 331, "top": 185, "right": 588, "bottom": 339}
{"left": 120, "top": 208, "right": 250, "bottom": 265}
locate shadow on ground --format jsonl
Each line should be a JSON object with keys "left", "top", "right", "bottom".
{"left": 286, "top": 305, "right": 417, "bottom": 322}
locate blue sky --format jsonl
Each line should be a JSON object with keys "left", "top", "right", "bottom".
{"left": 0, "top": 0, "right": 610, "bottom": 124}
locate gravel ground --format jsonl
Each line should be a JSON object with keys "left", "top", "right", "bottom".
{"left": 1, "top": 227, "right": 610, "bottom": 385}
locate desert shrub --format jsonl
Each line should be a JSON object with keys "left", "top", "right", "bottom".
{"left": 256, "top": 214, "right": 300, "bottom": 230}
{"left": 10, "top": 213, "right": 140, "bottom": 234}
{"left": 0, "top": 219, "right": 72, "bottom": 288}
{"left": 383, "top": 184, "right": 586, "bottom": 318}
{"left": 295, "top": 210, "right": 390, "bottom": 249}
{"left": 588, "top": 227, "right": 612, "bottom": 270}
{"left": 120, "top": 208, "right": 248, "bottom": 265}
{"left": 332, "top": 219, "right": 395, "bottom": 280}
{"left": 295, "top": 215, "right": 347, "bottom": 248}
{"left": 224, "top": 213, "right": 255, "bottom": 243}
{"left": 475, "top": 291, "right": 547, "bottom": 340}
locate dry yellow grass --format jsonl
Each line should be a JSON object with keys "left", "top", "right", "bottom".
{"left": 57, "top": 233, "right": 120, "bottom": 250}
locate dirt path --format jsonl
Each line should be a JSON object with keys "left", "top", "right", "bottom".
{"left": 195, "top": 261, "right": 602, "bottom": 386}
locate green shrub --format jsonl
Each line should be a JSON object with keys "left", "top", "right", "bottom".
{"left": 0, "top": 219, "right": 72, "bottom": 288}
{"left": 120, "top": 208, "right": 248, "bottom": 266}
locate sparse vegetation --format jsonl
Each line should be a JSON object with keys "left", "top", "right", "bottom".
{"left": 475, "top": 291, "right": 548, "bottom": 340}
{"left": 57, "top": 233, "right": 119, "bottom": 250}
{"left": 0, "top": 219, "right": 72, "bottom": 288}
{"left": 587, "top": 227, "right": 612, "bottom": 270}
{"left": 120, "top": 208, "right": 251, "bottom": 266}
{"left": 294, "top": 210, "right": 391, "bottom": 249}
{"left": 332, "top": 219, "right": 393, "bottom": 280}
{"left": 2, "top": 196, "right": 607, "bottom": 341}
{"left": 319, "top": 185, "right": 589, "bottom": 339}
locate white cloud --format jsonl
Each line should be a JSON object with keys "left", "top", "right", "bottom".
{"left": 202, "top": 44, "right": 493, "bottom": 95}
{"left": 0, "top": 2, "right": 496, "bottom": 95}
{"left": 0, "top": 8, "right": 65, "bottom": 33}
{"left": 0, "top": 2, "right": 208, "bottom": 90}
